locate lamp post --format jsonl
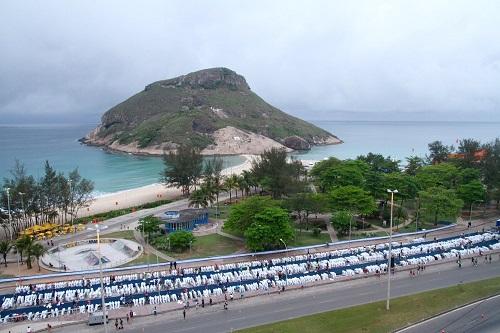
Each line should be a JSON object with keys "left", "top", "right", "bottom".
{"left": 279, "top": 238, "right": 288, "bottom": 281}
{"left": 469, "top": 200, "right": 483, "bottom": 227}
{"left": 5, "top": 188, "right": 12, "bottom": 240}
{"left": 68, "top": 179, "right": 73, "bottom": 227}
{"left": 386, "top": 189, "right": 398, "bottom": 311}
{"left": 87, "top": 224, "right": 109, "bottom": 333}
{"left": 18, "top": 192, "right": 26, "bottom": 227}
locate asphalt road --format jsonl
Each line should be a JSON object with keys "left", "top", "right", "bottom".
{"left": 57, "top": 260, "right": 500, "bottom": 333}
{"left": 398, "top": 294, "right": 500, "bottom": 333}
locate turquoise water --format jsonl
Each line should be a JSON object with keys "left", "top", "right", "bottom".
{"left": 292, "top": 120, "right": 500, "bottom": 162}
{"left": 0, "top": 121, "right": 498, "bottom": 193}
{"left": 0, "top": 124, "right": 244, "bottom": 194}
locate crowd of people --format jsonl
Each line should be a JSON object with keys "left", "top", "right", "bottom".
{"left": 0, "top": 231, "right": 498, "bottom": 323}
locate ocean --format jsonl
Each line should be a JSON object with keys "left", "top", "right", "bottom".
{"left": 0, "top": 121, "right": 498, "bottom": 194}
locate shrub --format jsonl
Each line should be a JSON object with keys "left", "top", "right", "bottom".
{"left": 312, "top": 227, "right": 321, "bottom": 237}
{"left": 169, "top": 231, "right": 196, "bottom": 252}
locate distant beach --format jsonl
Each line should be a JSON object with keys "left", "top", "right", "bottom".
{"left": 80, "top": 154, "right": 256, "bottom": 217}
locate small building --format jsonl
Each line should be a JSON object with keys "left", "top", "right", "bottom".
{"left": 159, "top": 209, "right": 209, "bottom": 233}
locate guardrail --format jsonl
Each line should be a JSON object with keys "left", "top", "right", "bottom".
{"left": 0, "top": 224, "right": 456, "bottom": 284}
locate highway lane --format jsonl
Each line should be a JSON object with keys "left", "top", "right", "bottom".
{"left": 398, "top": 294, "right": 500, "bottom": 333}
{"left": 57, "top": 260, "right": 500, "bottom": 333}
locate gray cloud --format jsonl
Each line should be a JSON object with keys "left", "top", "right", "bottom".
{"left": 1, "top": 0, "right": 500, "bottom": 123}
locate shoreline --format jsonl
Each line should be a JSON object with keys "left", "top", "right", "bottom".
{"left": 79, "top": 154, "right": 257, "bottom": 217}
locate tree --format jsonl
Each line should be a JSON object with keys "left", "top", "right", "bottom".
{"left": 251, "top": 148, "right": 306, "bottom": 199}
{"left": 318, "top": 161, "right": 366, "bottom": 191}
{"left": 457, "top": 180, "right": 486, "bottom": 216}
{"left": 427, "top": 141, "right": 453, "bottom": 164}
{"left": 188, "top": 184, "right": 215, "bottom": 209}
{"left": 0, "top": 240, "right": 12, "bottom": 267}
{"left": 169, "top": 230, "right": 196, "bottom": 252}
{"left": 405, "top": 156, "right": 426, "bottom": 176}
{"left": 244, "top": 207, "right": 294, "bottom": 252}
{"left": 416, "top": 163, "right": 460, "bottom": 190}
{"left": 329, "top": 186, "right": 376, "bottom": 216}
{"left": 31, "top": 243, "right": 46, "bottom": 271}
{"left": 225, "top": 196, "right": 280, "bottom": 232}
{"left": 383, "top": 173, "right": 420, "bottom": 207}
{"left": 224, "top": 175, "right": 239, "bottom": 203}
{"left": 137, "top": 215, "right": 162, "bottom": 240}
{"left": 456, "top": 138, "right": 481, "bottom": 168}
{"left": 357, "top": 153, "right": 400, "bottom": 173}
{"left": 162, "top": 145, "right": 203, "bottom": 196}
{"left": 67, "top": 168, "right": 94, "bottom": 223}
{"left": 203, "top": 156, "right": 225, "bottom": 210}
{"left": 16, "top": 235, "right": 35, "bottom": 269}
{"left": 330, "top": 210, "right": 352, "bottom": 237}
{"left": 418, "top": 187, "right": 463, "bottom": 225}
{"left": 482, "top": 138, "right": 500, "bottom": 207}
{"left": 286, "top": 193, "right": 328, "bottom": 231}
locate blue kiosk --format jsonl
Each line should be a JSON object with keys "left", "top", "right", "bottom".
{"left": 159, "top": 209, "right": 209, "bottom": 233}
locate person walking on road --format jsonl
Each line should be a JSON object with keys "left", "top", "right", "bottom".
{"left": 183, "top": 308, "right": 186, "bottom": 319}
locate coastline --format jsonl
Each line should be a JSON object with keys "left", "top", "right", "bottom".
{"left": 79, "top": 154, "right": 257, "bottom": 217}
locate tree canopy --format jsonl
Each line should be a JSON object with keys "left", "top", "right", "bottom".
{"left": 162, "top": 145, "right": 203, "bottom": 196}
{"left": 244, "top": 206, "right": 294, "bottom": 252}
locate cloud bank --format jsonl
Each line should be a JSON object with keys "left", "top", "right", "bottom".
{"left": 1, "top": 0, "right": 499, "bottom": 123}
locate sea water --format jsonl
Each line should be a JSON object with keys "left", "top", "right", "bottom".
{"left": 0, "top": 121, "right": 498, "bottom": 194}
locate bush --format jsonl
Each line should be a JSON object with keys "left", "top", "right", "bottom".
{"left": 312, "top": 228, "right": 321, "bottom": 237}
{"left": 169, "top": 231, "right": 196, "bottom": 252}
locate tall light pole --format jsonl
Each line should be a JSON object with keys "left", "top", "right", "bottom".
{"left": 18, "top": 192, "right": 26, "bottom": 228}
{"left": 386, "top": 189, "right": 398, "bottom": 311}
{"left": 4, "top": 188, "right": 13, "bottom": 239}
{"left": 68, "top": 179, "right": 73, "bottom": 227}
{"left": 88, "top": 224, "right": 109, "bottom": 333}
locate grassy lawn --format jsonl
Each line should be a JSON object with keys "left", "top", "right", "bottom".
{"left": 100, "top": 230, "right": 136, "bottom": 241}
{"left": 290, "top": 231, "right": 331, "bottom": 247}
{"left": 237, "top": 276, "right": 500, "bottom": 333}
{"left": 120, "top": 253, "right": 167, "bottom": 267}
{"left": 221, "top": 225, "right": 245, "bottom": 238}
{"left": 163, "top": 234, "right": 244, "bottom": 260}
{"left": 0, "top": 274, "right": 14, "bottom": 279}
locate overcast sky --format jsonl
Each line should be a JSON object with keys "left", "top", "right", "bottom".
{"left": 1, "top": 0, "right": 500, "bottom": 123}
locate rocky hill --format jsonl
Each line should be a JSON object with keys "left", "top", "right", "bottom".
{"left": 82, "top": 67, "right": 342, "bottom": 155}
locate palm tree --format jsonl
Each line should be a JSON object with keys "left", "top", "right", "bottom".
{"left": 0, "top": 240, "right": 12, "bottom": 267}
{"left": 224, "top": 175, "right": 238, "bottom": 203}
{"left": 189, "top": 184, "right": 215, "bottom": 209}
{"left": 16, "top": 235, "right": 35, "bottom": 269}
{"left": 30, "top": 243, "right": 46, "bottom": 271}
{"left": 237, "top": 175, "right": 249, "bottom": 198}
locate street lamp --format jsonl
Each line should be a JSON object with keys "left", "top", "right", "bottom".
{"left": 87, "top": 224, "right": 109, "bottom": 333}
{"left": 386, "top": 189, "right": 398, "bottom": 311}
{"left": 468, "top": 200, "right": 483, "bottom": 227}
{"left": 68, "top": 179, "right": 74, "bottom": 227}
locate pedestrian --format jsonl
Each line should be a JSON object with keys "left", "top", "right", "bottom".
{"left": 224, "top": 301, "right": 228, "bottom": 310}
{"left": 27, "top": 326, "right": 31, "bottom": 333}
{"left": 457, "top": 259, "right": 461, "bottom": 268}
{"left": 201, "top": 298, "right": 205, "bottom": 308}
{"left": 489, "top": 254, "right": 492, "bottom": 264}
{"left": 115, "top": 318, "right": 119, "bottom": 330}
{"left": 120, "top": 319, "right": 123, "bottom": 330}
{"left": 209, "top": 297, "right": 213, "bottom": 306}
{"left": 183, "top": 308, "right": 186, "bottom": 319}
{"left": 126, "top": 313, "right": 130, "bottom": 324}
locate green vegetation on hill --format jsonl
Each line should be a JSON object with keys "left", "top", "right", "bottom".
{"left": 87, "top": 67, "right": 338, "bottom": 150}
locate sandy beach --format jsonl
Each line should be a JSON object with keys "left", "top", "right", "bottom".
{"left": 79, "top": 154, "right": 256, "bottom": 217}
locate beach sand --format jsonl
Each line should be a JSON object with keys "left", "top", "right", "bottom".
{"left": 79, "top": 154, "right": 256, "bottom": 217}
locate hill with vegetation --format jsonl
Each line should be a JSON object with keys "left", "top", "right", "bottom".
{"left": 82, "top": 67, "right": 341, "bottom": 155}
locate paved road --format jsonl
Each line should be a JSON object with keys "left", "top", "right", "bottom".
{"left": 55, "top": 260, "right": 500, "bottom": 333}
{"left": 398, "top": 294, "right": 500, "bottom": 333}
